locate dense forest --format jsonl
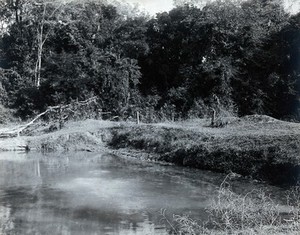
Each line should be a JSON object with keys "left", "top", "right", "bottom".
{"left": 0, "top": 0, "right": 299, "bottom": 122}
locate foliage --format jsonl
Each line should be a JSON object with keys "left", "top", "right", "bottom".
{"left": 0, "top": 69, "right": 31, "bottom": 106}
{"left": 0, "top": 104, "right": 15, "bottom": 124}
{"left": 0, "top": 0, "right": 299, "bottom": 121}
{"left": 138, "top": 0, "right": 298, "bottom": 119}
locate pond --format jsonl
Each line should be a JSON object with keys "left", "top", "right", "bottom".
{"left": 0, "top": 152, "right": 288, "bottom": 235}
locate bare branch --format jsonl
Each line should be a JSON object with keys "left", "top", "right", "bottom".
{"left": 0, "top": 97, "right": 98, "bottom": 138}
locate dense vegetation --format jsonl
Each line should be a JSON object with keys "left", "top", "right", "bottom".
{"left": 0, "top": 0, "right": 299, "bottom": 121}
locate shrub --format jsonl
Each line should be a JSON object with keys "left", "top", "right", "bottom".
{"left": 0, "top": 69, "right": 31, "bottom": 107}
{"left": 0, "top": 104, "right": 15, "bottom": 124}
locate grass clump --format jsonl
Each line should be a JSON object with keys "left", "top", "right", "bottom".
{"left": 166, "top": 176, "right": 300, "bottom": 235}
{"left": 206, "top": 179, "right": 281, "bottom": 233}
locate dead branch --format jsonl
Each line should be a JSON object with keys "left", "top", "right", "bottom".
{"left": 0, "top": 97, "right": 97, "bottom": 138}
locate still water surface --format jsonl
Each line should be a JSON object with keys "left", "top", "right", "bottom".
{"left": 0, "top": 152, "right": 287, "bottom": 235}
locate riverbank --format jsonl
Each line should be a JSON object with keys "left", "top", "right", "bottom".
{"left": 0, "top": 115, "right": 300, "bottom": 185}
{"left": 109, "top": 115, "right": 300, "bottom": 185}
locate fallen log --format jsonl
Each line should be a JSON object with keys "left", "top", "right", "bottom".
{"left": 0, "top": 97, "right": 98, "bottom": 138}
{"left": 0, "top": 133, "right": 18, "bottom": 138}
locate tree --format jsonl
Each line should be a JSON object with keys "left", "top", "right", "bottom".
{"left": 38, "top": 2, "right": 144, "bottom": 116}
{"left": 0, "top": 0, "right": 65, "bottom": 86}
{"left": 33, "top": 0, "right": 64, "bottom": 87}
{"left": 139, "top": 0, "right": 291, "bottom": 117}
{"left": 263, "top": 12, "right": 300, "bottom": 118}
{"left": 0, "top": 0, "right": 298, "bottom": 120}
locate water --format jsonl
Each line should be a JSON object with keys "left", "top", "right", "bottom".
{"left": 0, "top": 152, "right": 288, "bottom": 235}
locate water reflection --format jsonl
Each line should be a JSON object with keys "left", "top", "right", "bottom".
{"left": 0, "top": 152, "right": 286, "bottom": 235}
{"left": 0, "top": 152, "right": 208, "bottom": 234}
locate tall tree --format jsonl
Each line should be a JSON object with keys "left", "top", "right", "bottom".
{"left": 33, "top": 0, "right": 64, "bottom": 87}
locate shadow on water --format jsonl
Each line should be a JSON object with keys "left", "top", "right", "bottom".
{"left": 0, "top": 152, "right": 291, "bottom": 235}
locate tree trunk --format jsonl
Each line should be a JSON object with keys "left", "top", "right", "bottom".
{"left": 35, "top": 30, "right": 43, "bottom": 87}
{"left": 211, "top": 108, "right": 216, "bottom": 126}
{"left": 34, "top": 5, "right": 46, "bottom": 87}
{"left": 136, "top": 111, "right": 140, "bottom": 124}
{"left": 34, "top": 1, "right": 62, "bottom": 87}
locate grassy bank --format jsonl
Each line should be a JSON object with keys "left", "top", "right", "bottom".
{"left": 0, "top": 119, "right": 116, "bottom": 152}
{"left": 0, "top": 115, "right": 300, "bottom": 185}
{"left": 109, "top": 115, "right": 300, "bottom": 185}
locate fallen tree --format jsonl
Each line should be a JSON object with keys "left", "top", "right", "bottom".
{"left": 0, "top": 97, "right": 98, "bottom": 138}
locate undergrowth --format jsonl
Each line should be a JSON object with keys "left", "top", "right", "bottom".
{"left": 163, "top": 175, "right": 300, "bottom": 235}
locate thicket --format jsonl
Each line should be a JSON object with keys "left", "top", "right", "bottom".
{"left": 0, "top": 0, "right": 299, "bottom": 122}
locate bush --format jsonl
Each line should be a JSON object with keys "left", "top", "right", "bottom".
{"left": 0, "top": 69, "right": 30, "bottom": 107}
{"left": 13, "top": 87, "right": 46, "bottom": 119}
{"left": 0, "top": 105, "right": 15, "bottom": 124}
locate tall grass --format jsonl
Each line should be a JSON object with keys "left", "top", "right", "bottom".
{"left": 165, "top": 175, "right": 300, "bottom": 235}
